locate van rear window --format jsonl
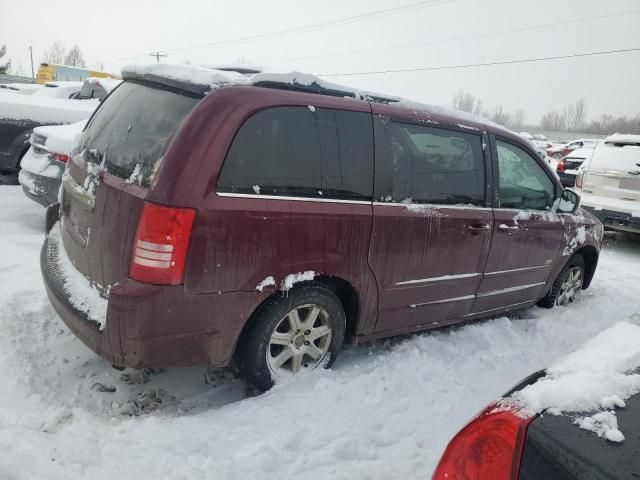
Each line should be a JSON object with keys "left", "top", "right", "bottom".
{"left": 217, "top": 107, "right": 374, "bottom": 200}
{"left": 80, "top": 81, "right": 200, "bottom": 186}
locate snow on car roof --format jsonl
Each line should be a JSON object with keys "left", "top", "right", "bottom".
{"left": 32, "top": 120, "right": 86, "bottom": 154}
{"left": 510, "top": 322, "right": 640, "bottom": 442}
{"left": 0, "top": 90, "right": 98, "bottom": 123}
{"left": 604, "top": 133, "right": 640, "bottom": 145}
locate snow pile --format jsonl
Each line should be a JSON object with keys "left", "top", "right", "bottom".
{"left": 281, "top": 271, "right": 316, "bottom": 290}
{"left": 48, "top": 222, "right": 109, "bottom": 329}
{"left": 511, "top": 322, "right": 640, "bottom": 442}
{"left": 0, "top": 90, "right": 98, "bottom": 123}
{"left": 2, "top": 187, "right": 640, "bottom": 478}
{"left": 125, "top": 163, "right": 143, "bottom": 185}
{"left": 256, "top": 276, "right": 275, "bottom": 292}
{"left": 121, "top": 63, "right": 248, "bottom": 92}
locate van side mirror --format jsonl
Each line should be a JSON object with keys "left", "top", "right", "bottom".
{"left": 558, "top": 189, "right": 580, "bottom": 214}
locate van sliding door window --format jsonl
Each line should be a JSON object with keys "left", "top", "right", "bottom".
{"left": 374, "top": 120, "right": 485, "bottom": 206}
{"left": 217, "top": 107, "right": 373, "bottom": 200}
{"left": 496, "top": 140, "right": 555, "bottom": 211}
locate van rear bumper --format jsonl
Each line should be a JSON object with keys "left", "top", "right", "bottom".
{"left": 41, "top": 223, "right": 261, "bottom": 368}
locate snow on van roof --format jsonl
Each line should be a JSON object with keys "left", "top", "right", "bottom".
{"left": 121, "top": 63, "right": 497, "bottom": 128}
{"left": 121, "top": 63, "right": 248, "bottom": 93}
{"left": 250, "top": 69, "right": 497, "bottom": 127}
{"left": 604, "top": 133, "right": 640, "bottom": 145}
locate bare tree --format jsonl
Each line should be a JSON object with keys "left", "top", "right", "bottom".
{"left": 540, "top": 110, "right": 567, "bottom": 131}
{"left": 511, "top": 109, "right": 526, "bottom": 130}
{"left": 42, "top": 40, "right": 67, "bottom": 64}
{"left": 0, "top": 45, "right": 10, "bottom": 74}
{"left": 64, "top": 44, "right": 86, "bottom": 67}
{"left": 565, "top": 98, "right": 588, "bottom": 132}
{"left": 489, "top": 105, "right": 511, "bottom": 126}
{"left": 91, "top": 57, "right": 104, "bottom": 71}
{"left": 451, "top": 91, "right": 483, "bottom": 115}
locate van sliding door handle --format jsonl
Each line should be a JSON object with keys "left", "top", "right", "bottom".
{"left": 467, "top": 224, "right": 491, "bottom": 234}
{"left": 498, "top": 224, "right": 519, "bottom": 232}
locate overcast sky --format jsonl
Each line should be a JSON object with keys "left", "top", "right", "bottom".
{"left": 3, "top": 0, "right": 639, "bottom": 123}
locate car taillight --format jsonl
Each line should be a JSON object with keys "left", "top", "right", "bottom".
{"left": 432, "top": 405, "right": 533, "bottom": 480}
{"left": 54, "top": 153, "right": 69, "bottom": 163}
{"left": 130, "top": 202, "right": 197, "bottom": 285}
{"left": 556, "top": 159, "right": 565, "bottom": 173}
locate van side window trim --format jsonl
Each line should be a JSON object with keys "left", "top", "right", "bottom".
{"left": 216, "top": 191, "right": 372, "bottom": 205}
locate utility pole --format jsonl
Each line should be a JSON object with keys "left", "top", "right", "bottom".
{"left": 149, "top": 51, "right": 167, "bottom": 62}
{"left": 29, "top": 46, "right": 34, "bottom": 80}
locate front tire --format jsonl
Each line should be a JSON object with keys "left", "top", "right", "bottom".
{"left": 236, "top": 284, "right": 346, "bottom": 391}
{"left": 538, "top": 254, "right": 585, "bottom": 309}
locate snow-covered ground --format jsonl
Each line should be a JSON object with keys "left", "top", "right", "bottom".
{"left": 0, "top": 184, "right": 639, "bottom": 479}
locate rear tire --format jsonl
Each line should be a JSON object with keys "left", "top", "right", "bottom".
{"left": 538, "top": 254, "right": 585, "bottom": 309}
{"left": 236, "top": 284, "right": 346, "bottom": 392}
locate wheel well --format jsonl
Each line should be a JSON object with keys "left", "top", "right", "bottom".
{"left": 313, "top": 275, "right": 359, "bottom": 341}
{"left": 234, "top": 275, "right": 360, "bottom": 362}
{"left": 575, "top": 246, "right": 598, "bottom": 288}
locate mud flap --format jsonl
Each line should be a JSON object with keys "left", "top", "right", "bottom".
{"left": 45, "top": 202, "right": 60, "bottom": 233}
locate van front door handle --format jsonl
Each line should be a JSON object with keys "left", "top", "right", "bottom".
{"left": 498, "top": 224, "right": 519, "bottom": 232}
{"left": 467, "top": 224, "right": 491, "bottom": 234}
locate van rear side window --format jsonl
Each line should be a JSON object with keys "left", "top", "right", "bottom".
{"left": 217, "top": 107, "right": 373, "bottom": 200}
{"left": 374, "top": 119, "right": 486, "bottom": 206}
{"left": 81, "top": 81, "right": 200, "bottom": 186}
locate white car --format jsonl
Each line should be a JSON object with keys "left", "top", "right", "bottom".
{"left": 31, "top": 81, "right": 84, "bottom": 99}
{"left": 18, "top": 121, "right": 85, "bottom": 206}
{"left": 578, "top": 133, "right": 640, "bottom": 234}
{"left": 0, "top": 83, "right": 44, "bottom": 95}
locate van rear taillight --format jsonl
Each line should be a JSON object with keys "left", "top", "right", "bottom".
{"left": 130, "top": 202, "right": 197, "bottom": 285}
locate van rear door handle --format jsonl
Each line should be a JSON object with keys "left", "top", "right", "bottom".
{"left": 467, "top": 224, "right": 491, "bottom": 234}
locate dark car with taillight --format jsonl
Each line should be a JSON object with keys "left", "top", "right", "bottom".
{"left": 556, "top": 147, "right": 593, "bottom": 187}
{"left": 433, "top": 369, "right": 640, "bottom": 480}
{"left": 41, "top": 64, "right": 603, "bottom": 391}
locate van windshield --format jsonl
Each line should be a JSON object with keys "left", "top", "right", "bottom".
{"left": 80, "top": 80, "right": 201, "bottom": 186}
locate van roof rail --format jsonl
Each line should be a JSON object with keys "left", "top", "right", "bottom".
{"left": 251, "top": 78, "right": 400, "bottom": 105}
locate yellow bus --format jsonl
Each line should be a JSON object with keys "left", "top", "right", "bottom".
{"left": 36, "top": 63, "right": 120, "bottom": 85}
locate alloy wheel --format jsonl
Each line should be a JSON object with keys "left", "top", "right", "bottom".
{"left": 266, "top": 304, "right": 333, "bottom": 377}
{"left": 556, "top": 266, "right": 584, "bottom": 306}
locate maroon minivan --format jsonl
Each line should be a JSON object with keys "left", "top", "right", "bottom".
{"left": 41, "top": 65, "right": 603, "bottom": 390}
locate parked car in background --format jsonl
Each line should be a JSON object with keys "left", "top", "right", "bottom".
{"left": 19, "top": 121, "right": 85, "bottom": 206}
{"left": 41, "top": 63, "right": 602, "bottom": 392}
{"left": 72, "top": 77, "right": 122, "bottom": 100}
{"left": 579, "top": 133, "right": 640, "bottom": 234}
{"left": 546, "top": 138, "right": 599, "bottom": 159}
{"left": 518, "top": 131, "right": 534, "bottom": 141}
{"left": 556, "top": 147, "right": 593, "bottom": 187}
{"left": 0, "top": 83, "right": 43, "bottom": 95}
{"left": 432, "top": 322, "right": 640, "bottom": 480}
{"left": 18, "top": 78, "right": 122, "bottom": 203}
{"left": 0, "top": 82, "right": 100, "bottom": 181}
{"left": 31, "top": 81, "right": 84, "bottom": 99}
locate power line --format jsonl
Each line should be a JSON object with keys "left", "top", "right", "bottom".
{"left": 104, "top": 0, "right": 454, "bottom": 64}
{"left": 319, "top": 46, "right": 640, "bottom": 77}
{"left": 149, "top": 51, "right": 168, "bottom": 62}
{"left": 258, "top": 8, "right": 640, "bottom": 65}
